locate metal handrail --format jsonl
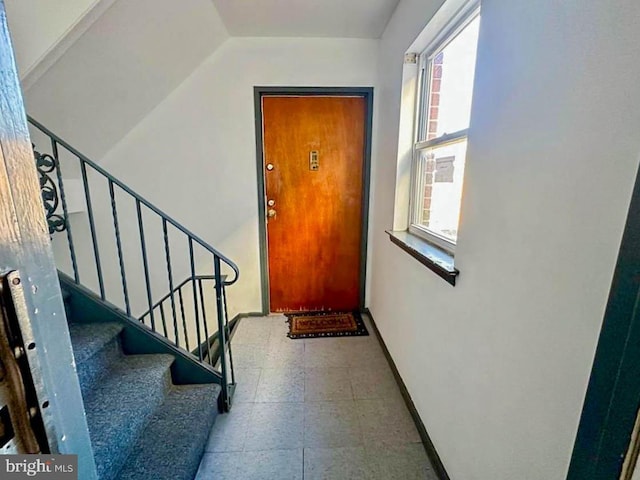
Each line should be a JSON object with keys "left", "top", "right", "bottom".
{"left": 139, "top": 275, "right": 219, "bottom": 319}
{"left": 29, "top": 116, "right": 237, "bottom": 410}
{"left": 27, "top": 116, "right": 239, "bottom": 286}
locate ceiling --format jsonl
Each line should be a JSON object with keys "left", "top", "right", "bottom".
{"left": 212, "top": 0, "right": 400, "bottom": 39}
{"left": 5, "top": 0, "right": 107, "bottom": 79}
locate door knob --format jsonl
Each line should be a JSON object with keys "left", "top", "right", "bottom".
{"left": 267, "top": 208, "right": 277, "bottom": 218}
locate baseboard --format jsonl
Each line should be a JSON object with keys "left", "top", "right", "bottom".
{"left": 363, "top": 308, "right": 451, "bottom": 480}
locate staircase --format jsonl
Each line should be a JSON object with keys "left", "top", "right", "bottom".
{"left": 28, "top": 117, "right": 240, "bottom": 479}
{"left": 69, "top": 322, "right": 219, "bottom": 480}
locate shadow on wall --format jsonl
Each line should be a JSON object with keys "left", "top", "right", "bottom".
{"left": 29, "top": 123, "right": 260, "bottom": 347}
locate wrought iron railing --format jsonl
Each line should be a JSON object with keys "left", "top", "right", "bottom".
{"left": 28, "top": 116, "right": 238, "bottom": 411}
{"left": 138, "top": 275, "right": 234, "bottom": 370}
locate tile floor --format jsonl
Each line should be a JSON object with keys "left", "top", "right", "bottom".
{"left": 196, "top": 314, "right": 437, "bottom": 480}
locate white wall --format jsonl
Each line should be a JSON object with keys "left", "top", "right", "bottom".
{"left": 24, "top": 0, "right": 228, "bottom": 159}
{"left": 95, "top": 37, "right": 378, "bottom": 318}
{"left": 633, "top": 460, "right": 640, "bottom": 480}
{"left": 369, "top": 1, "right": 640, "bottom": 480}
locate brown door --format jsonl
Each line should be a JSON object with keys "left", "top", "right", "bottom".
{"left": 262, "top": 96, "right": 366, "bottom": 313}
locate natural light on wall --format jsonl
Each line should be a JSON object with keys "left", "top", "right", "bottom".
{"left": 409, "top": 12, "right": 480, "bottom": 250}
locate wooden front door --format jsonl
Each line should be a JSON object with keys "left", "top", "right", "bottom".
{"left": 262, "top": 96, "right": 366, "bottom": 312}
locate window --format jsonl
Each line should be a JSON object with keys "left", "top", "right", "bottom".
{"left": 409, "top": 10, "right": 480, "bottom": 252}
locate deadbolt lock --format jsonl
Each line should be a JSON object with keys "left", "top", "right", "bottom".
{"left": 266, "top": 163, "right": 274, "bottom": 171}
{"left": 267, "top": 199, "right": 276, "bottom": 207}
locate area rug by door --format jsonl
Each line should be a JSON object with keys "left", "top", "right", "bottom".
{"left": 286, "top": 311, "right": 369, "bottom": 339}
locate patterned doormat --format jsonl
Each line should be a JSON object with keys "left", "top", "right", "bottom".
{"left": 285, "top": 311, "right": 369, "bottom": 339}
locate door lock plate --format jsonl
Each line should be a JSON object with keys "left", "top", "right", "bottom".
{"left": 309, "top": 151, "right": 319, "bottom": 171}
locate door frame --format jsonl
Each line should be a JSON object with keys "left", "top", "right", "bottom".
{"left": 567, "top": 161, "right": 640, "bottom": 479}
{"left": 253, "top": 86, "right": 374, "bottom": 314}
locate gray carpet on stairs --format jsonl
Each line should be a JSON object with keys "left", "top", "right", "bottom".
{"left": 70, "top": 323, "right": 124, "bottom": 397}
{"left": 118, "top": 383, "right": 221, "bottom": 480}
{"left": 69, "top": 322, "right": 220, "bottom": 480}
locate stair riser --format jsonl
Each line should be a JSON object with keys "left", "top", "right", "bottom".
{"left": 118, "top": 384, "right": 221, "bottom": 480}
{"left": 88, "top": 360, "right": 174, "bottom": 480}
{"left": 62, "top": 272, "right": 223, "bottom": 480}
{"left": 76, "top": 336, "right": 122, "bottom": 398}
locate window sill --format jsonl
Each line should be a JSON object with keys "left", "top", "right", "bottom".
{"left": 386, "top": 230, "right": 459, "bottom": 286}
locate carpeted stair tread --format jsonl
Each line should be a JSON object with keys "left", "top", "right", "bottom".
{"left": 69, "top": 322, "right": 124, "bottom": 398}
{"left": 69, "top": 322, "right": 123, "bottom": 364}
{"left": 85, "top": 354, "right": 175, "bottom": 480}
{"left": 118, "top": 383, "right": 221, "bottom": 480}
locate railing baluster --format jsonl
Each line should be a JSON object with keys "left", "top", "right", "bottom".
{"left": 109, "top": 180, "right": 130, "bottom": 316}
{"left": 214, "top": 256, "right": 231, "bottom": 411}
{"left": 29, "top": 118, "right": 243, "bottom": 394}
{"left": 162, "top": 219, "right": 179, "bottom": 346}
{"left": 51, "top": 140, "right": 79, "bottom": 283}
{"left": 159, "top": 303, "right": 169, "bottom": 338}
{"left": 80, "top": 161, "right": 105, "bottom": 299}
{"left": 136, "top": 200, "right": 155, "bottom": 330}
{"left": 189, "top": 239, "right": 203, "bottom": 361}
{"left": 222, "top": 283, "right": 235, "bottom": 386}
{"left": 178, "top": 285, "right": 189, "bottom": 351}
{"left": 29, "top": 117, "right": 240, "bottom": 285}
{"left": 198, "top": 278, "right": 212, "bottom": 364}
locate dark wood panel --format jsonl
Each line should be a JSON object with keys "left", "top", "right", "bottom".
{"left": 263, "top": 96, "right": 365, "bottom": 312}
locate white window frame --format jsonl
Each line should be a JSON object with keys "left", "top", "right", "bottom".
{"left": 408, "top": 3, "right": 480, "bottom": 254}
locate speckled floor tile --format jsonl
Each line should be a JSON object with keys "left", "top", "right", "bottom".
{"left": 357, "top": 399, "right": 421, "bottom": 444}
{"left": 268, "top": 316, "right": 291, "bottom": 337}
{"left": 304, "top": 336, "right": 345, "bottom": 347}
{"left": 343, "top": 338, "right": 389, "bottom": 368}
{"left": 365, "top": 443, "right": 437, "bottom": 480}
{"left": 304, "top": 401, "right": 363, "bottom": 448}
{"left": 350, "top": 365, "right": 403, "bottom": 401}
{"left": 263, "top": 341, "right": 304, "bottom": 369}
{"left": 232, "top": 344, "right": 267, "bottom": 368}
{"left": 304, "top": 340, "right": 350, "bottom": 368}
{"left": 197, "top": 313, "right": 436, "bottom": 479}
{"left": 244, "top": 402, "right": 304, "bottom": 451}
{"left": 195, "top": 452, "right": 240, "bottom": 480}
{"left": 232, "top": 368, "right": 261, "bottom": 403}
{"left": 305, "top": 367, "right": 353, "bottom": 401}
{"left": 233, "top": 318, "right": 272, "bottom": 345}
{"left": 204, "top": 402, "right": 253, "bottom": 452}
{"left": 255, "top": 367, "right": 304, "bottom": 402}
{"left": 237, "top": 449, "right": 303, "bottom": 480}
{"left": 304, "top": 447, "right": 373, "bottom": 480}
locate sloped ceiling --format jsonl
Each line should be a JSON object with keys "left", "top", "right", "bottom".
{"left": 24, "top": 0, "right": 228, "bottom": 159}
{"left": 5, "top": 0, "right": 105, "bottom": 80}
{"left": 212, "top": 0, "right": 399, "bottom": 38}
{"left": 12, "top": 0, "right": 395, "bottom": 161}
